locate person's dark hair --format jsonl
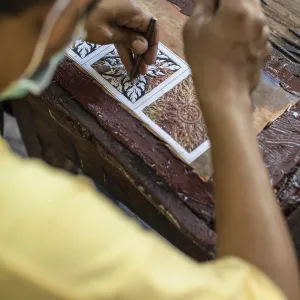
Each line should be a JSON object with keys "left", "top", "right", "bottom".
{"left": 0, "top": 0, "right": 52, "bottom": 15}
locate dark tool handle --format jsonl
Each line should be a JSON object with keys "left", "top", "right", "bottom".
{"left": 289, "top": 29, "right": 300, "bottom": 40}
{"left": 130, "top": 17, "right": 157, "bottom": 80}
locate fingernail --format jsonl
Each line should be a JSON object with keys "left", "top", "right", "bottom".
{"left": 132, "top": 39, "right": 147, "bottom": 53}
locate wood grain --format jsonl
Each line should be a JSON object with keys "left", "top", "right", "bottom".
{"left": 137, "top": 0, "right": 188, "bottom": 58}
{"left": 259, "top": 101, "right": 300, "bottom": 186}
{"left": 14, "top": 88, "right": 215, "bottom": 261}
{"left": 12, "top": 0, "right": 300, "bottom": 260}
{"left": 55, "top": 60, "right": 216, "bottom": 227}
{"left": 265, "top": 0, "right": 300, "bottom": 36}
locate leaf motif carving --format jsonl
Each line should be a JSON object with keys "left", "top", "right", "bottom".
{"left": 92, "top": 47, "right": 181, "bottom": 103}
{"left": 73, "top": 40, "right": 82, "bottom": 48}
{"left": 72, "top": 40, "right": 99, "bottom": 59}
{"left": 127, "top": 85, "right": 143, "bottom": 103}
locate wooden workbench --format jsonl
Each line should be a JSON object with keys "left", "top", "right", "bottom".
{"left": 12, "top": 0, "right": 300, "bottom": 261}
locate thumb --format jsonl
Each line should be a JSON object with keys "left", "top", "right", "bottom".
{"left": 111, "top": 26, "right": 149, "bottom": 54}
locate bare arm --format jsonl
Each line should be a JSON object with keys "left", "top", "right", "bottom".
{"left": 184, "top": 0, "right": 300, "bottom": 299}
{"left": 206, "top": 92, "right": 299, "bottom": 300}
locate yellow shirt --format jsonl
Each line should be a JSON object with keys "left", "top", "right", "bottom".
{"left": 0, "top": 137, "right": 286, "bottom": 299}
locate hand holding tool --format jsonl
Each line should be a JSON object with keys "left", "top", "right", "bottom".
{"left": 130, "top": 17, "right": 157, "bottom": 80}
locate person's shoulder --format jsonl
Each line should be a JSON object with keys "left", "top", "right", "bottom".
{"left": 0, "top": 136, "right": 97, "bottom": 208}
{"left": 0, "top": 136, "right": 11, "bottom": 154}
{"left": 0, "top": 138, "right": 287, "bottom": 300}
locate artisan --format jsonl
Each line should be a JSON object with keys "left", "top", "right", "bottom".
{"left": 0, "top": 0, "right": 299, "bottom": 299}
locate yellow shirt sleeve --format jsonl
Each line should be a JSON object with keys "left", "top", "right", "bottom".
{"left": 0, "top": 138, "right": 286, "bottom": 300}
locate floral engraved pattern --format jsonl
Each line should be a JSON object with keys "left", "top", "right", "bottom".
{"left": 91, "top": 48, "right": 181, "bottom": 103}
{"left": 71, "top": 40, "right": 99, "bottom": 59}
{"left": 143, "top": 76, "right": 208, "bottom": 153}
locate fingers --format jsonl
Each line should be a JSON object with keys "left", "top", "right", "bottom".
{"left": 143, "top": 23, "right": 159, "bottom": 65}
{"left": 88, "top": 0, "right": 159, "bottom": 77}
{"left": 214, "top": 0, "right": 268, "bottom": 46}
{"left": 217, "top": 0, "right": 263, "bottom": 26}
{"left": 257, "top": 25, "right": 271, "bottom": 63}
{"left": 116, "top": 7, "right": 154, "bottom": 36}
{"left": 112, "top": 8, "right": 159, "bottom": 77}
{"left": 112, "top": 25, "right": 155, "bottom": 76}
{"left": 115, "top": 44, "right": 134, "bottom": 74}
{"left": 257, "top": 24, "right": 270, "bottom": 48}
{"left": 115, "top": 7, "right": 159, "bottom": 65}
{"left": 115, "top": 44, "right": 148, "bottom": 76}
{"left": 139, "top": 60, "right": 148, "bottom": 76}
{"left": 112, "top": 26, "right": 149, "bottom": 54}
{"left": 251, "top": 29, "right": 270, "bottom": 91}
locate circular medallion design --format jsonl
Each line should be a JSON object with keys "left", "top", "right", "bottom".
{"left": 178, "top": 104, "right": 201, "bottom": 124}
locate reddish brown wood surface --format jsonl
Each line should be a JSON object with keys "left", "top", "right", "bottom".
{"left": 12, "top": 0, "right": 300, "bottom": 260}
{"left": 55, "top": 60, "right": 216, "bottom": 226}
{"left": 13, "top": 76, "right": 300, "bottom": 260}
{"left": 55, "top": 49, "right": 300, "bottom": 226}
{"left": 259, "top": 102, "right": 300, "bottom": 187}
{"left": 137, "top": 0, "right": 188, "bottom": 58}
{"left": 13, "top": 86, "right": 215, "bottom": 261}
{"left": 167, "top": 0, "right": 300, "bottom": 37}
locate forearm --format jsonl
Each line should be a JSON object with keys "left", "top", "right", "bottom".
{"left": 201, "top": 89, "right": 300, "bottom": 299}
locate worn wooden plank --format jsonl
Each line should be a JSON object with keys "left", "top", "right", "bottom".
{"left": 55, "top": 60, "right": 216, "bottom": 225}
{"left": 167, "top": 0, "right": 195, "bottom": 16}
{"left": 13, "top": 85, "right": 215, "bottom": 260}
{"left": 137, "top": 0, "right": 188, "bottom": 59}
{"left": 12, "top": 0, "right": 300, "bottom": 261}
{"left": 166, "top": 0, "right": 300, "bottom": 37}
{"left": 258, "top": 102, "right": 300, "bottom": 187}
{"left": 264, "top": 0, "right": 300, "bottom": 36}
{"left": 14, "top": 81, "right": 300, "bottom": 261}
